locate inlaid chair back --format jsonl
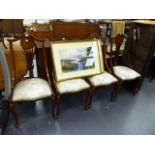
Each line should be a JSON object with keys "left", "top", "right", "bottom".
{"left": 20, "top": 35, "right": 36, "bottom": 77}
{"left": 112, "top": 34, "right": 124, "bottom": 66}
{"left": 7, "top": 36, "right": 35, "bottom": 85}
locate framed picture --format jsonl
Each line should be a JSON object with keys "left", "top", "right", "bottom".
{"left": 50, "top": 39, "right": 104, "bottom": 82}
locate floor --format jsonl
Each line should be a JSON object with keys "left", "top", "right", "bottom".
{"left": 4, "top": 76, "right": 155, "bottom": 135}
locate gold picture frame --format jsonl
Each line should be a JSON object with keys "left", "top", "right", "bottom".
{"left": 50, "top": 39, "right": 104, "bottom": 82}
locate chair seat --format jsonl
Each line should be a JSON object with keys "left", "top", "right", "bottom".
{"left": 12, "top": 78, "right": 53, "bottom": 102}
{"left": 113, "top": 66, "right": 141, "bottom": 81}
{"left": 88, "top": 71, "right": 118, "bottom": 87}
{"left": 56, "top": 79, "right": 90, "bottom": 94}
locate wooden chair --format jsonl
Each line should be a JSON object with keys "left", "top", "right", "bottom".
{"left": 49, "top": 35, "right": 92, "bottom": 118}
{"left": 8, "top": 34, "right": 55, "bottom": 128}
{"left": 108, "top": 34, "right": 142, "bottom": 98}
{"left": 84, "top": 33, "right": 119, "bottom": 109}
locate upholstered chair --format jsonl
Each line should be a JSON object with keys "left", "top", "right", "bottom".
{"left": 85, "top": 34, "right": 120, "bottom": 108}
{"left": 108, "top": 34, "right": 141, "bottom": 99}
{"left": 49, "top": 35, "right": 92, "bottom": 118}
{"left": 8, "top": 34, "right": 55, "bottom": 128}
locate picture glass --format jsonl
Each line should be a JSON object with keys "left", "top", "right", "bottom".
{"left": 59, "top": 46, "right": 95, "bottom": 73}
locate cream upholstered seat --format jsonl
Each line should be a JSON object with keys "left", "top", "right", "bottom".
{"left": 113, "top": 66, "right": 141, "bottom": 81}
{"left": 56, "top": 79, "right": 90, "bottom": 94}
{"left": 88, "top": 71, "right": 118, "bottom": 87}
{"left": 12, "top": 78, "right": 53, "bottom": 102}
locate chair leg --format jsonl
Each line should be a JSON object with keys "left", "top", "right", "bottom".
{"left": 111, "top": 81, "right": 122, "bottom": 101}
{"left": 133, "top": 77, "right": 142, "bottom": 96}
{"left": 52, "top": 95, "right": 60, "bottom": 120}
{"left": 85, "top": 87, "right": 93, "bottom": 110}
{"left": 10, "top": 101, "right": 19, "bottom": 128}
{"left": 29, "top": 63, "right": 34, "bottom": 77}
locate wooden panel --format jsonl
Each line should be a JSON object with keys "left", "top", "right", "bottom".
{"left": 52, "top": 22, "right": 100, "bottom": 39}
{"left": 31, "top": 22, "right": 100, "bottom": 79}
{"left": 0, "top": 51, "right": 27, "bottom": 89}
{"left": 128, "top": 23, "right": 155, "bottom": 84}
{"left": 0, "top": 19, "right": 24, "bottom": 36}
{"left": 121, "top": 22, "right": 155, "bottom": 92}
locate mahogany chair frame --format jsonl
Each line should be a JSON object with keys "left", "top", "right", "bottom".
{"left": 83, "top": 33, "right": 121, "bottom": 110}
{"left": 8, "top": 34, "right": 56, "bottom": 128}
{"left": 49, "top": 35, "right": 92, "bottom": 118}
{"left": 108, "top": 34, "right": 142, "bottom": 97}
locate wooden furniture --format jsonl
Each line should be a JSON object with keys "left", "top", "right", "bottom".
{"left": 85, "top": 34, "right": 119, "bottom": 109}
{"left": 108, "top": 34, "right": 141, "bottom": 98}
{"left": 30, "top": 21, "right": 101, "bottom": 79}
{"left": 9, "top": 34, "right": 55, "bottom": 128}
{"left": 52, "top": 21, "right": 100, "bottom": 39}
{"left": 0, "top": 51, "right": 27, "bottom": 90}
{"left": 0, "top": 43, "right": 10, "bottom": 134}
{"left": 0, "top": 19, "right": 24, "bottom": 37}
{"left": 7, "top": 36, "right": 35, "bottom": 78}
{"left": 127, "top": 21, "right": 155, "bottom": 89}
{"left": 49, "top": 36, "right": 92, "bottom": 118}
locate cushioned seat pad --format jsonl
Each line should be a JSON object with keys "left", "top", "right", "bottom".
{"left": 57, "top": 79, "right": 89, "bottom": 94}
{"left": 88, "top": 71, "right": 118, "bottom": 86}
{"left": 113, "top": 66, "right": 141, "bottom": 81}
{"left": 12, "top": 78, "right": 53, "bottom": 102}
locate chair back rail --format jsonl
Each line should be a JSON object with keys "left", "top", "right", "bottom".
{"left": 30, "top": 34, "right": 56, "bottom": 93}
{"left": 107, "top": 34, "right": 132, "bottom": 72}
{"left": 20, "top": 35, "right": 36, "bottom": 77}
{"left": 86, "top": 33, "right": 111, "bottom": 73}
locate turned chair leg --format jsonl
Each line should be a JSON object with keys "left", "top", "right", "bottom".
{"left": 52, "top": 95, "right": 60, "bottom": 120}
{"left": 111, "top": 81, "right": 122, "bottom": 101}
{"left": 10, "top": 101, "right": 19, "bottom": 128}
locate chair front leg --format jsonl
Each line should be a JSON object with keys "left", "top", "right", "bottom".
{"left": 85, "top": 87, "right": 95, "bottom": 110}
{"left": 52, "top": 94, "right": 60, "bottom": 120}
{"left": 10, "top": 101, "right": 19, "bottom": 128}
